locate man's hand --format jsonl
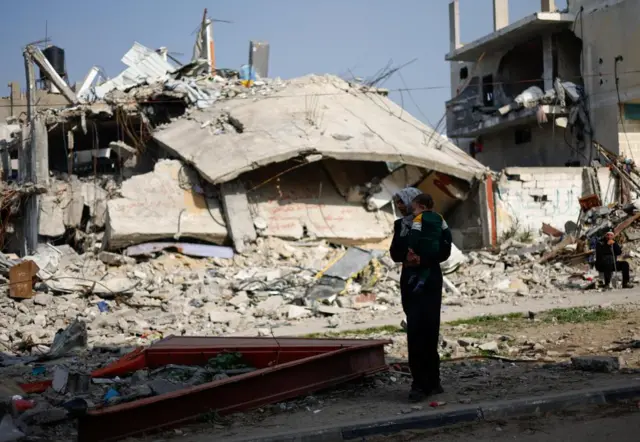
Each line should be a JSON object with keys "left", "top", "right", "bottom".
{"left": 406, "top": 248, "right": 420, "bottom": 267}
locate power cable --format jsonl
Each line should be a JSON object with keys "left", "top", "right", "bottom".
{"left": 6, "top": 67, "right": 640, "bottom": 108}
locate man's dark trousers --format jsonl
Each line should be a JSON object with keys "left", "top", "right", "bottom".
{"left": 403, "top": 267, "right": 443, "bottom": 392}
{"left": 603, "top": 260, "right": 630, "bottom": 286}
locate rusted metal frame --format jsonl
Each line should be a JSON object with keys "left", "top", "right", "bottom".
{"left": 78, "top": 343, "right": 387, "bottom": 442}
{"left": 22, "top": 337, "right": 391, "bottom": 394}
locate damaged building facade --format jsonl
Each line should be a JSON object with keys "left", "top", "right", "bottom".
{"left": 445, "top": 0, "right": 640, "bottom": 238}
{"left": 0, "top": 30, "right": 494, "bottom": 261}
{"left": 447, "top": 0, "right": 640, "bottom": 168}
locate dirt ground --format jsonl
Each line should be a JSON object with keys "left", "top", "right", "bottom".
{"left": 131, "top": 305, "right": 640, "bottom": 442}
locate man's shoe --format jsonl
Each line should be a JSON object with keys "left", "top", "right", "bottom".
{"left": 425, "top": 384, "right": 444, "bottom": 396}
{"left": 408, "top": 388, "right": 427, "bottom": 403}
{"left": 623, "top": 283, "right": 635, "bottom": 289}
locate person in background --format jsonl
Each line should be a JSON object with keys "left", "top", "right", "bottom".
{"left": 595, "top": 231, "right": 633, "bottom": 289}
{"left": 390, "top": 188, "right": 451, "bottom": 402}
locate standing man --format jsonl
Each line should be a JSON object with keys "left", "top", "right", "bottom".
{"left": 390, "top": 188, "right": 451, "bottom": 402}
{"left": 595, "top": 231, "right": 634, "bottom": 288}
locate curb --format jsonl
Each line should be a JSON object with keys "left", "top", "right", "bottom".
{"left": 227, "top": 381, "right": 640, "bottom": 442}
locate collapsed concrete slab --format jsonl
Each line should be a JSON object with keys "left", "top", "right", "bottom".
{"left": 153, "top": 74, "right": 488, "bottom": 186}
{"left": 104, "top": 160, "right": 227, "bottom": 250}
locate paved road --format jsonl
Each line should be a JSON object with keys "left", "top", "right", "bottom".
{"left": 230, "top": 287, "right": 640, "bottom": 337}
{"left": 373, "top": 406, "right": 640, "bottom": 442}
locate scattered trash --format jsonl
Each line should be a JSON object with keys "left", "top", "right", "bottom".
{"left": 104, "top": 388, "right": 120, "bottom": 403}
{"left": 40, "top": 320, "right": 88, "bottom": 361}
{"left": 31, "top": 366, "right": 46, "bottom": 376}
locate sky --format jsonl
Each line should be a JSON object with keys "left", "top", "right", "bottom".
{"left": 0, "top": 0, "right": 568, "bottom": 130}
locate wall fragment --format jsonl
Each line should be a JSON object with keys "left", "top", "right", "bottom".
{"left": 104, "top": 160, "right": 227, "bottom": 250}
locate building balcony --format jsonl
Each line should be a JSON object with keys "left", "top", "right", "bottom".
{"left": 446, "top": 12, "right": 575, "bottom": 62}
{"left": 446, "top": 102, "right": 568, "bottom": 139}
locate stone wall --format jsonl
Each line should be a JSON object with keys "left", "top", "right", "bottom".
{"left": 494, "top": 167, "right": 616, "bottom": 239}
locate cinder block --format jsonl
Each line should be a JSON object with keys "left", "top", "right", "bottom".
{"left": 528, "top": 188, "right": 547, "bottom": 197}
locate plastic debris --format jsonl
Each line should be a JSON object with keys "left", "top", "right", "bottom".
{"left": 104, "top": 388, "right": 120, "bottom": 403}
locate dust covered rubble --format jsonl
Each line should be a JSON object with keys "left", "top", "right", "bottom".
{"left": 0, "top": 237, "right": 400, "bottom": 352}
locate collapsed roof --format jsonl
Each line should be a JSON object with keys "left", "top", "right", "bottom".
{"left": 153, "top": 74, "right": 487, "bottom": 184}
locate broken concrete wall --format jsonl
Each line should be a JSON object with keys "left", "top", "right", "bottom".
{"left": 446, "top": 182, "right": 486, "bottom": 250}
{"left": 417, "top": 171, "right": 470, "bottom": 215}
{"left": 243, "top": 161, "right": 395, "bottom": 245}
{"left": 323, "top": 159, "right": 387, "bottom": 200}
{"left": 494, "top": 166, "right": 617, "bottom": 238}
{"left": 104, "top": 160, "right": 227, "bottom": 250}
{"left": 573, "top": 0, "right": 640, "bottom": 157}
{"left": 474, "top": 125, "right": 577, "bottom": 170}
{"left": 38, "top": 177, "right": 107, "bottom": 238}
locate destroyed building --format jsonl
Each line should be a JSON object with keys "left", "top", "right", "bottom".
{"left": 446, "top": 0, "right": 640, "bottom": 171}
{"left": 4, "top": 9, "right": 640, "bottom": 440}
{"left": 0, "top": 36, "right": 493, "bottom": 258}
{"left": 444, "top": 0, "right": 640, "bottom": 239}
{"left": 446, "top": 0, "right": 584, "bottom": 170}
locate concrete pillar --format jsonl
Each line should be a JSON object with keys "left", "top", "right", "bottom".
{"left": 493, "top": 0, "right": 509, "bottom": 31}
{"left": 449, "top": 0, "right": 462, "bottom": 99}
{"left": 34, "top": 116, "right": 49, "bottom": 186}
{"left": 542, "top": 34, "right": 554, "bottom": 91}
{"left": 541, "top": 0, "right": 556, "bottom": 12}
{"left": 1, "top": 146, "right": 9, "bottom": 181}
{"left": 9, "top": 82, "right": 20, "bottom": 117}
{"left": 22, "top": 54, "right": 39, "bottom": 254}
{"left": 449, "top": 0, "right": 460, "bottom": 51}
{"left": 220, "top": 180, "right": 257, "bottom": 253}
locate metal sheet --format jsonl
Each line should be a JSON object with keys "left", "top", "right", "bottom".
{"left": 324, "top": 247, "right": 375, "bottom": 280}
{"left": 89, "top": 43, "right": 174, "bottom": 100}
{"left": 77, "top": 337, "right": 389, "bottom": 441}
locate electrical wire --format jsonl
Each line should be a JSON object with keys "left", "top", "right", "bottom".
{"left": 6, "top": 67, "right": 640, "bottom": 109}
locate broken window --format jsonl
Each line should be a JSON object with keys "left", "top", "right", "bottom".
{"left": 482, "top": 75, "right": 494, "bottom": 107}
{"left": 459, "top": 66, "right": 468, "bottom": 80}
{"left": 623, "top": 104, "right": 640, "bottom": 120}
{"left": 497, "top": 37, "right": 544, "bottom": 99}
{"left": 533, "top": 195, "right": 548, "bottom": 203}
{"left": 514, "top": 127, "right": 532, "bottom": 145}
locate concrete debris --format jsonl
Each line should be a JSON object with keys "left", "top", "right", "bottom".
{"left": 104, "top": 160, "right": 228, "bottom": 250}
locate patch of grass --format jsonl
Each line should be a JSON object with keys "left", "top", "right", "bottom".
{"left": 302, "top": 325, "right": 404, "bottom": 339}
{"left": 448, "top": 312, "right": 523, "bottom": 327}
{"left": 451, "top": 330, "right": 488, "bottom": 339}
{"left": 540, "top": 307, "right": 617, "bottom": 324}
{"left": 517, "top": 229, "right": 534, "bottom": 243}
